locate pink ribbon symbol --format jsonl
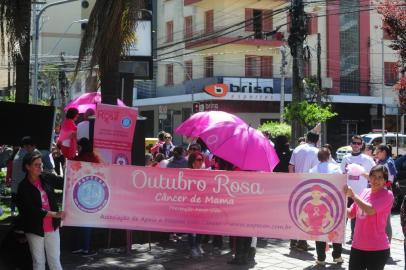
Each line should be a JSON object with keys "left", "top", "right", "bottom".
{"left": 313, "top": 207, "right": 320, "bottom": 216}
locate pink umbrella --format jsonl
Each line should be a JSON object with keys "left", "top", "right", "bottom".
{"left": 198, "top": 122, "right": 279, "bottom": 172}
{"left": 64, "top": 92, "right": 126, "bottom": 113}
{"left": 175, "top": 111, "right": 246, "bottom": 138}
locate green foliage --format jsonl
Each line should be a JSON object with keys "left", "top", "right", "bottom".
{"left": 0, "top": 93, "right": 15, "bottom": 102}
{"left": 258, "top": 121, "right": 291, "bottom": 140}
{"left": 284, "top": 101, "right": 337, "bottom": 130}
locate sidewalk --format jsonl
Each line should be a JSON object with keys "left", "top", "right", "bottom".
{"left": 62, "top": 213, "right": 405, "bottom": 270}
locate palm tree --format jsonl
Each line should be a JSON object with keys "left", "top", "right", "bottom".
{"left": 75, "top": 0, "right": 144, "bottom": 104}
{"left": 0, "top": 0, "right": 32, "bottom": 103}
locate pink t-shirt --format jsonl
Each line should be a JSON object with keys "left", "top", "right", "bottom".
{"left": 33, "top": 181, "right": 54, "bottom": 233}
{"left": 303, "top": 202, "right": 328, "bottom": 234}
{"left": 350, "top": 188, "right": 393, "bottom": 251}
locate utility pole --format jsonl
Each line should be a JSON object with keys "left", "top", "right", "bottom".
{"left": 280, "top": 46, "right": 287, "bottom": 122}
{"left": 288, "top": 0, "right": 307, "bottom": 145}
{"left": 317, "top": 33, "right": 325, "bottom": 145}
{"left": 381, "top": 39, "right": 386, "bottom": 144}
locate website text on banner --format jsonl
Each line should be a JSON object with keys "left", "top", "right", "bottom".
{"left": 62, "top": 161, "right": 347, "bottom": 243}
{"left": 93, "top": 104, "right": 137, "bottom": 165}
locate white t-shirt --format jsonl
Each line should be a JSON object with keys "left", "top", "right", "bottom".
{"left": 289, "top": 143, "right": 319, "bottom": 173}
{"left": 77, "top": 120, "right": 90, "bottom": 140}
{"left": 310, "top": 161, "right": 342, "bottom": 174}
{"left": 340, "top": 153, "right": 376, "bottom": 195}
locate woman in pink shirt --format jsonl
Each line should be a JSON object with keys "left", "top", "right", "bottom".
{"left": 345, "top": 164, "right": 394, "bottom": 270}
{"left": 17, "top": 152, "right": 65, "bottom": 270}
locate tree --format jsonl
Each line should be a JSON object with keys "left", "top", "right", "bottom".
{"left": 75, "top": 0, "right": 144, "bottom": 104}
{"left": 0, "top": 0, "right": 31, "bottom": 103}
{"left": 258, "top": 122, "right": 291, "bottom": 141}
{"left": 378, "top": 0, "right": 406, "bottom": 75}
{"left": 284, "top": 101, "right": 337, "bottom": 131}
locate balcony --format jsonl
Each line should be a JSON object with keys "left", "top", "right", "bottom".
{"left": 186, "top": 34, "right": 284, "bottom": 49}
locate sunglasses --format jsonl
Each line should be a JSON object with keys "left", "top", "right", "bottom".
{"left": 190, "top": 148, "right": 199, "bottom": 151}
{"left": 351, "top": 141, "right": 362, "bottom": 145}
{"left": 165, "top": 137, "right": 171, "bottom": 139}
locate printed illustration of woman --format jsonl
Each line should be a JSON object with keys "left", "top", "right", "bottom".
{"left": 298, "top": 185, "right": 334, "bottom": 235}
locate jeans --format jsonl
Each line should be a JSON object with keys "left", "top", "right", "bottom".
{"left": 349, "top": 248, "right": 389, "bottom": 270}
{"left": 315, "top": 241, "right": 342, "bottom": 261}
{"left": 26, "top": 230, "right": 62, "bottom": 270}
{"left": 73, "top": 227, "right": 92, "bottom": 252}
{"left": 188, "top": 234, "right": 202, "bottom": 249}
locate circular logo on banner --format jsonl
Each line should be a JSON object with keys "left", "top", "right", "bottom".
{"left": 288, "top": 179, "right": 344, "bottom": 235}
{"left": 115, "top": 154, "right": 129, "bottom": 165}
{"left": 121, "top": 117, "right": 132, "bottom": 128}
{"left": 73, "top": 175, "right": 109, "bottom": 213}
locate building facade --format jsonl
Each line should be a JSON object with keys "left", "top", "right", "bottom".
{"left": 135, "top": 0, "right": 402, "bottom": 150}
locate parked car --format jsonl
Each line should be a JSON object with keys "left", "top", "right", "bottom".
{"left": 361, "top": 132, "right": 406, "bottom": 157}
{"left": 393, "top": 155, "right": 406, "bottom": 210}
{"left": 336, "top": 145, "right": 352, "bottom": 163}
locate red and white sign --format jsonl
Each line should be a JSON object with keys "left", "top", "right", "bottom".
{"left": 204, "top": 84, "right": 229, "bottom": 97}
{"left": 94, "top": 104, "right": 138, "bottom": 165}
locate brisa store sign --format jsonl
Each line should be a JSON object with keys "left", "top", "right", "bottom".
{"left": 63, "top": 161, "right": 346, "bottom": 242}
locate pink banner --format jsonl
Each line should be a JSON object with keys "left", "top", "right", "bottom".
{"left": 62, "top": 161, "right": 347, "bottom": 243}
{"left": 93, "top": 104, "right": 137, "bottom": 165}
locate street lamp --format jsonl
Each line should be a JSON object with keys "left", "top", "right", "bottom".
{"left": 32, "top": 0, "right": 79, "bottom": 104}
{"left": 46, "top": 19, "right": 88, "bottom": 55}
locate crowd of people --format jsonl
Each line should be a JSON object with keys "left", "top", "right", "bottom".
{"left": 0, "top": 109, "right": 405, "bottom": 269}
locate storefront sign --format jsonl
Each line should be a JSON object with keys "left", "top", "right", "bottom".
{"left": 94, "top": 104, "right": 138, "bottom": 165}
{"left": 63, "top": 161, "right": 347, "bottom": 243}
{"left": 223, "top": 77, "right": 274, "bottom": 94}
{"left": 204, "top": 84, "right": 228, "bottom": 97}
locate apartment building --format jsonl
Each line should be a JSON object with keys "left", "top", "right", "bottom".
{"left": 135, "top": 0, "right": 402, "bottom": 148}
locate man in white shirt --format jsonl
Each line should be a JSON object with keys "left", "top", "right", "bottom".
{"left": 77, "top": 109, "right": 95, "bottom": 140}
{"left": 340, "top": 134, "right": 375, "bottom": 242}
{"left": 288, "top": 132, "right": 320, "bottom": 251}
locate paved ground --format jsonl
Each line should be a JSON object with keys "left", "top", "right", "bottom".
{"left": 62, "top": 213, "right": 405, "bottom": 270}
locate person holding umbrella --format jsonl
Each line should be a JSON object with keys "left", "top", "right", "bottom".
{"left": 57, "top": 108, "right": 79, "bottom": 160}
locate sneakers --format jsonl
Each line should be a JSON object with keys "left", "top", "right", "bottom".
{"left": 197, "top": 245, "right": 204, "bottom": 255}
{"left": 71, "top": 249, "right": 83, "bottom": 254}
{"left": 315, "top": 260, "right": 326, "bottom": 266}
{"left": 191, "top": 247, "right": 201, "bottom": 258}
{"left": 82, "top": 250, "right": 98, "bottom": 257}
{"left": 333, "top": 257, "right": 344, "bottom": 264}
{"left": 296, "top": 243, "right": 315, "bottom": 251}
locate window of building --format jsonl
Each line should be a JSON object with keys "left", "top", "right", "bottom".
{"left": 166, "top": 64, "right": 174, "bottom": 85}
{"left": 245, "top": 55, "right": 260, "bottom": 77}
{"left": 166, "top": 21, "right": 173, "bottom": 43}
{"left": 261, "top": 56, "right": 273, "bottom": 78}
{"left": 184, "top": 60, "right": 193, "bottom": 81}
{"left": 245, "top": 9, "right": 273, "bottom": 38}
{"left": 384, "top": 62, "right": 398, "bottom": 86}
{"left": 339, "top": 0, "right": 360, "bottom": 94}
{"left": 204, "top": 56, "right": 214, "bottom": 77}
{"left": 184, "top": 16, "right": 193, "bottom": 39}
{"left": 205, "top": 10, "right": 214, "bottom": 34}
